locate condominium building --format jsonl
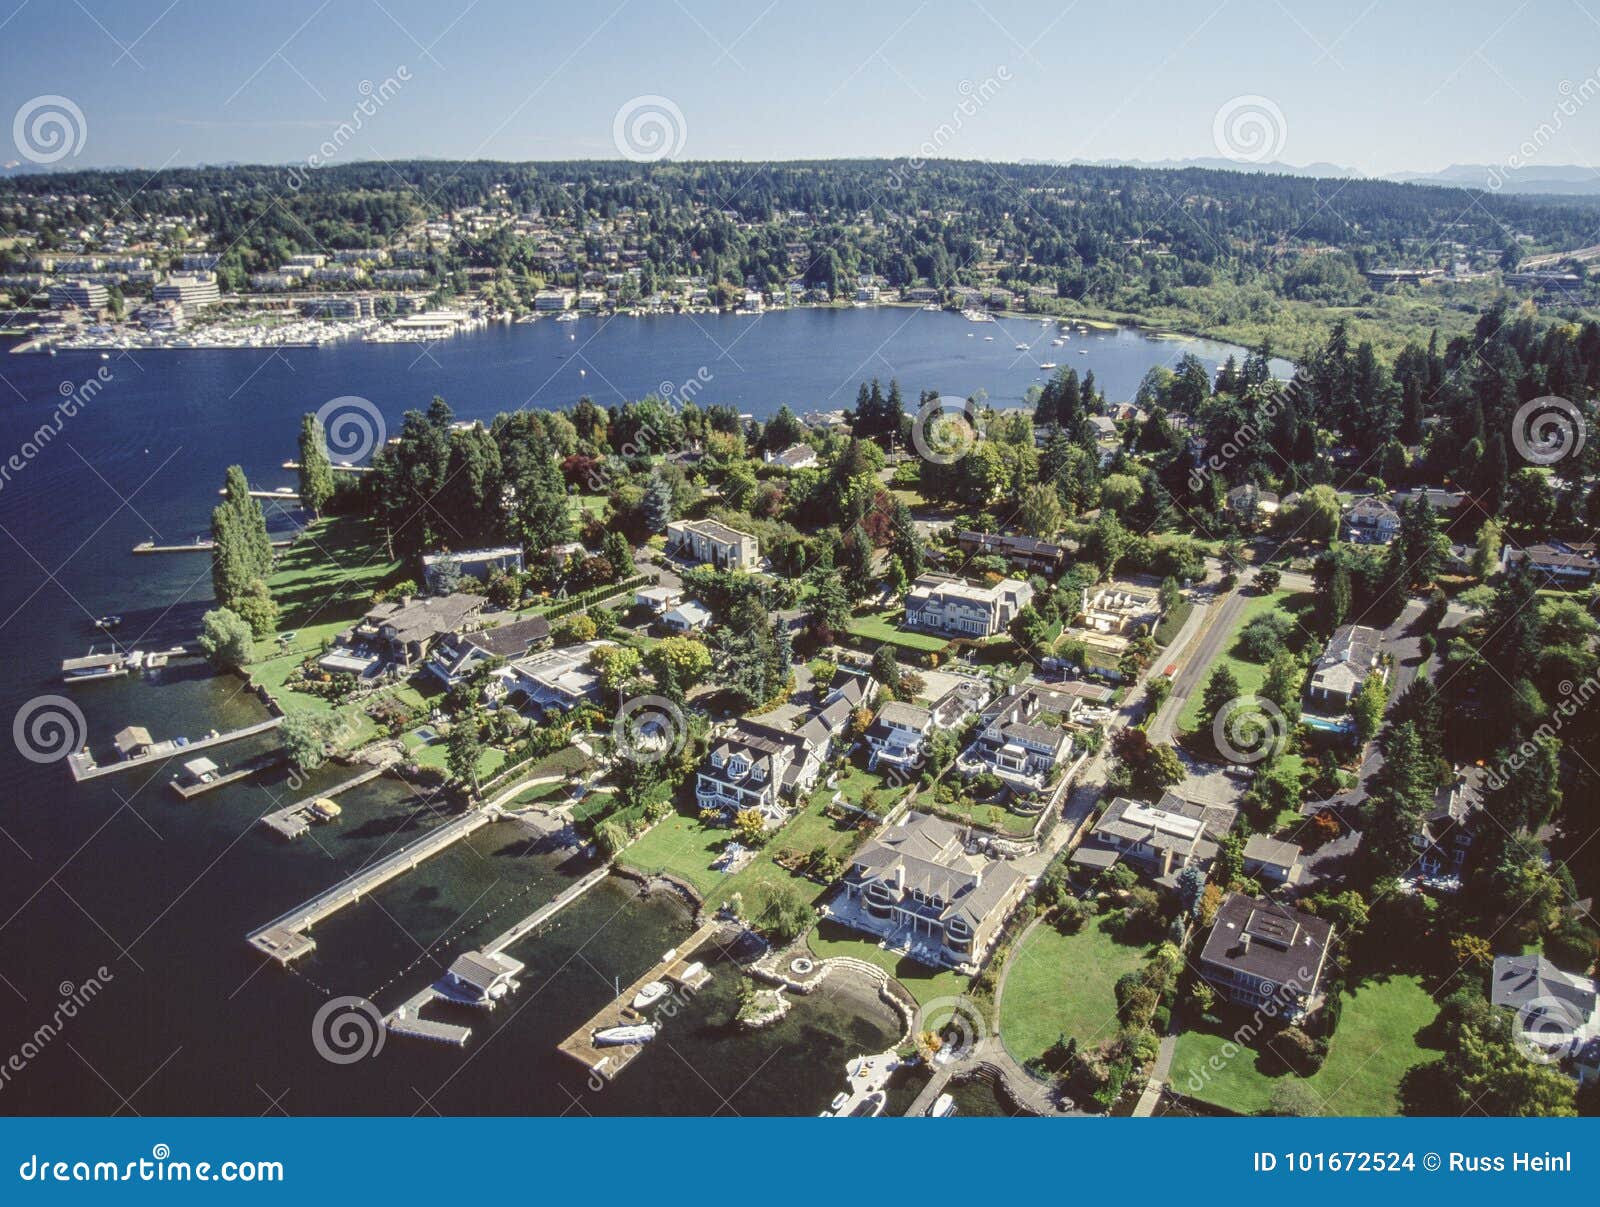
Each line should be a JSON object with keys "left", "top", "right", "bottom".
{"left": 665, "top": 519, "right": 759, "bottom": 570}
{"left": 153, "top": 273, "right": 220, "bottom": 309}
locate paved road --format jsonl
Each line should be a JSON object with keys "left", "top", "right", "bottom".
{"left": 1147, "top": 581, "right": 1249, "bottom": 745}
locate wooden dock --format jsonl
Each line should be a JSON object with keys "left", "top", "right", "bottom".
{"left": 484, "top": 865, "right": 610, "bottom": 955}
{"left": 61, "top": 652, "right": 129, "bottom": 683}
{"left": 281, "top": 460, "right": 371, "bottom": 475}
{"left": 218, "top": 488, "right": 301, "bottom": 502}
{"left": 169, "top": 749, "right": 286, "bottom": 799}
{"left": 257, "top": 766, "right": 390, "bottom": 840}
{"left": 67, "top": 717, "right": 283, "bottom": 782}
{"left": 557, "top": 922, "right": 719, "bottom": 1082}
{"left": 246, "top": 807, "right": 498, "bottom": 965}
{"left": 133, "top": 538, "right": 293, "bottom": 555}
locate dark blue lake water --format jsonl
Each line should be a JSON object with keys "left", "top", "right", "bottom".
{"left": 0, "top": 307, "right": 1257, "bottom": 1115}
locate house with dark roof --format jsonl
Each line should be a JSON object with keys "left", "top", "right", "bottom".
{"left": 695, "top": 679, "right": 871, "bottom": 822}
{"left": 1502, "top": 540, "right": 1600, "bottom": 586}
{"left": 1073, "top": 793, "right": 1238, "bottom": 886}
{"left": 1491, "top": 955, "right": 1600, "bottom": 1084}
{"left": 833, "top": 811, "right": 1029, "bottom": 971}
{"left": 1198, "top": 895, "right": 1334, "bottom": 1019}
{"left": 347, "top": 592, "right": 488, "bottom": 668}
{"left": 1306, "top": 624, "right": 1384, "bottom": 714}
{"left": 420, "top": 546, "right": 524, "bottom": 592}
{"left": 425, "top": 616, "right": 551, "bottom": 688}
{"left": 955, "top": 530, "right": 1068, "bottom": 575}
{"left": 957, "top": 684, "right": 1079, "bottom": 793}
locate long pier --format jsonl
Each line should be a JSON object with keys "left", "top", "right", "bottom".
{"left": 257, "top": 765, "right": 391, "bottom": 840}
{"left": 169, "top": 749, "right": 286, "bottom": 799}
{"left": 246, "top": 807, "right": 498, "bottom": 965}
{"left": 557, "top": 922, "right": 719, "bottom": 1082}
{"left": 133, "top": 538, "right": 293, "bottom": 555}
{"left": 67, "top": 717, "right": 283, "bottom": 782}
{"left": 281, "top": 460, "right": 372, "bottom": 475}
{"left": 484, "top": 865, "right": 611, "bottom": 955}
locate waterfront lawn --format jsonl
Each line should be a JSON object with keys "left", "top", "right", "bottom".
{"left": 1168, "top": 975, "right": 1441, "bottom": 1116}
{"left": 846, "top": 611, "right": 950, "bottom": 653}
{"left": 1176, "top": 589, "right": 1313, "bottom": 733}
{"left": 999, "top": 916, "right": 1150, "bottom": 1068}
{"left": 617, "top": 811, "right": 729, "bottom": 899}
{"left": 266, "top": 515, "right": 402, "bottom": 631}
{"left": 807, "top": 920, "right": 971, "bottom": 1009}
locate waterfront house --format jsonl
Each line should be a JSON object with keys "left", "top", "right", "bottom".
{"left": 420, "top": 546, "right": 524, "bottom": 592}
{"left": 346, "top": 592, "right": 488, "bottom": 670}
{"left": 1198, "top": 894, "right": 1334, "bottom": 1019}
{"left": 955, "top": 530, "right": 1068, "bottom": 576}
{"left": 1072, "top": 793, "right": 1238, "bottom": 886}
{"left": 492, "top": 640, "right": 612, "bottom": 714}
{"left": 665, "top": 518, "right": 759, "bottom": 570}
{"left": 426, "top": 616, "right": 552, "bottom": 689}
{"left": 1491, "top": 955, "right": 1600, "bottom": 1085}
{"left": 833, "top": 811, "right": 1029, "bottom": 972}
{"left": 695, "top": 679, "right": 870, "bottom": 822}
{"left": 903, "top": 572, "right": 1033, "bottom": 638}
{"left": 764, "top": 443, "right": 819, "bottom": 470}
{"left": 1305, "top": 624, "right": 1384, "bottom": 713}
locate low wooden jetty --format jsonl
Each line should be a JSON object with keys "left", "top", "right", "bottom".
{"left": 67, "top": 717, "right": 283, "bottom": 782}
{"left": 484, "top": 865, "right": 611, "bottom": 955}
{"left": 557, "top": 922, "right": 719, "bottom": 1082}
{"left": 61, "top": 652, "right": 129, "bottom": 683}
{"left": 386, "top": 991, "right": 472, "bottom": 1047}
{"left": 281, "top": 460, "right": 372, "bottom": 475}
{"left": 246, "top": 807, "right": 498, "bottom": 965}
{"left": 133, "top": 538, "right": 293, "bottom": 555}
{"left": 169, "top": 749, "right": 285, "bottom": 799}
{"left": 218, "top": 488, "right": 301, "bottom": 502}
{"left": 257, "top": 766, "right": 389, "bottom": 840}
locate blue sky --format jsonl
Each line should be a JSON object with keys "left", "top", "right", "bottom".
{"left": 2, "top": 0, "right": 1598, "bottom": 175}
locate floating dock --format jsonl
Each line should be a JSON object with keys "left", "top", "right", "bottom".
{"left": 246, "top": 807, "right": 498, "bottom": 965}
{"left": 61, "top": 652, "right": 129, "bottom": 683}
{"left": 67, "top": 717, "right": 283, "bottom": 782}
{"left": 257, "top": 766, "right": 390, "bottom": 840}
{"left": 169, "top": 749, "right": 286, "bottom": 799}
{"left": 281, "top": 460, "right": 372, "bottom": 475}
{"left": 557, "top": 922, "right": 719, "bottom": 1082}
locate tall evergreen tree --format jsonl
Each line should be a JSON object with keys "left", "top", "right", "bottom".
{"left": 297, "top": 414, "right": 336, "bottom": 518}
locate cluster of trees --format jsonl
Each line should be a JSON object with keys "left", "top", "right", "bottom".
{"left": 208, "top": 466, "right": 278, "bottom": 637}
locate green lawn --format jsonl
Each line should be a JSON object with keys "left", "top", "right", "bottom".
{"left": 1169, "top": 975, "right": 1442, "bottom": 1116}
{"left": 1177, "top": 589, "right": 1312, "bottom": 733}
{"left": 616, "top": 811, "right": 730, "bottom": 898}
{"left": 999, "top": 916, "right": 1151, "bottom": 1067}
{"left": 926, "top": 795, "right": 1041, "bottom": 836}
{"left": 264, "top": 515, "right": 401, "bottom": 632}
{"left": 846, "top": 611, "right": 950, "bottom": 653}
{"left": 808, "top": 920, "right": 972, "bottom": 1009}
{"left": 1153, "top": 599, "right": 1194, "bottom": 648}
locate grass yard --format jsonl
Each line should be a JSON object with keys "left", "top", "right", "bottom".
{"left": 1177, "top": 589, "right": 1313, "bottom": 733}
{"left": 265, "top": 515, "right": 401, "bottom": 632}
{"left": 846, "top": 611, "right": 950, "bottom": 654}
{"left": 1169, "top": 974, "right": 1442, "bottom": 1116}
{"left": 807, "top": 919, "right": 972, "bottom": 1008}
{"left": 1153, "top": 598, "right": 1194, "bottom": 648}
{"left": 616, "top": 810, "right": 730, "bottom": 898}
{"left": 999, "top": 916, "right": 1151, "bottom": 1067}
